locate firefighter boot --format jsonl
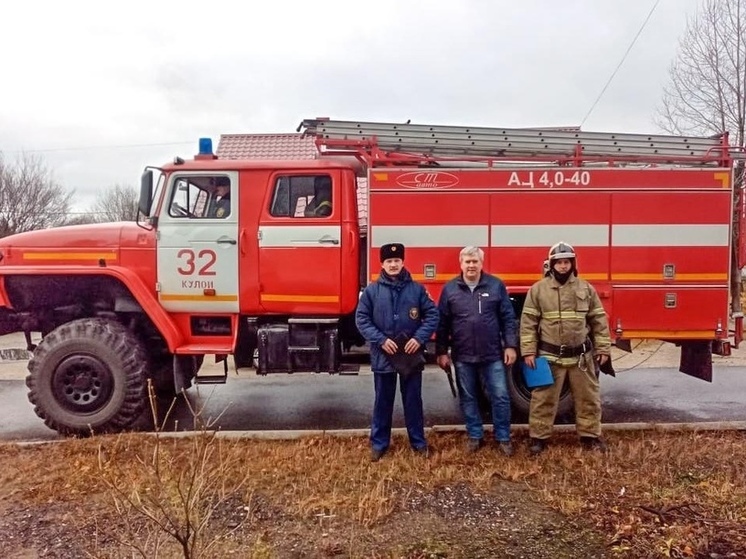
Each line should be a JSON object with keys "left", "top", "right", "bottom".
{"left": 580, "top": 436, "right": 608, "bottom": 453}
{"left": 529, "top": 438, "right": 547, "bottom": 455}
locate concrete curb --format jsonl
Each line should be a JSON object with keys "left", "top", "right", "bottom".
{"left": 183, "top": 421, "right": 746, "bottom": 439}
{"left": 10, "top": 421, "right": 744, "bottom": 447}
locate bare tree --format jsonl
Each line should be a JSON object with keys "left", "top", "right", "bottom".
{"left": 657, "top": 0, "right": 746, "bottom": 314}
{"left": 91, "top": 183, "right": 139, "bottom": 223}
{"left": 64, "top": 213, "right": 100, "bottom": 226}
{"left": 0, "top": 152, "right": 74, "bottom": 238}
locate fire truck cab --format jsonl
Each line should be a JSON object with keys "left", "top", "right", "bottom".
{"left": 0, "top": 118, "right": 741, "bottom": 436}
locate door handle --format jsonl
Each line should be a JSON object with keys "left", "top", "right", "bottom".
{"left": 217, "top": 238, "right": 237, "bottom": 245}
{"left": 318, "top": 238, "right": 339, "bottom": 245}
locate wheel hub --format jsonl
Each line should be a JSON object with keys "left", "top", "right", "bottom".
{"left": 52, "top": 354, "right": 115, "bottom": 413}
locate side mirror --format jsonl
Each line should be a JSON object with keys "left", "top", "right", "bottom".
{"left": 139, "top": 170, "right": 153, "bottom": 216}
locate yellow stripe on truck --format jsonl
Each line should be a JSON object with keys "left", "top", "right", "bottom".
{"left": 612, "top": 273, "right": 727, "bottom": 281}
{"left": 260, "top": 294, "right": 339, "bottom": 303}
{"left": 160, "top": 294, "right": 239, "bottom": 302}
{"left": 620, "top": 330, "right": 716, "bottom": 339}
{"left": 23, "top": 252, "right": 117, "bottom": 261}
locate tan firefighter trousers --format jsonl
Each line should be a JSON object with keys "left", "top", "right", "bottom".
{"left": 528, "top": 354, "right": 601, "bottom": 439}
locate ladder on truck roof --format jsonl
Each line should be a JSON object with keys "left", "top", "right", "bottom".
{"left": 299, "top": 118, "right": 733, "bottom": 166}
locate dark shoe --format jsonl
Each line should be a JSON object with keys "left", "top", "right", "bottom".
{"left": 529, "top": 438, "right": 548, "bottom": 455}
{"left": 497, "top": 441, "right": 514, "bottom": 457}
{"left": 370, "top": 448, "right": 387, "bottom": 462}
{"left": 412, "top": 446, "right": 430, "bottom": 458}
{"left": 580, "top": 437, "right": 608, "bottom": 453}
{"left": 466, "top": 438, "right": 484, "bottom": 453}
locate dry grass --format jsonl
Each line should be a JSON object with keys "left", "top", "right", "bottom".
{"left": 0, "top": 430, "right": 744, "bottom": 557}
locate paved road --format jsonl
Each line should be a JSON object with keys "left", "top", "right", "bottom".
{"left": 2, "top": 363, "right": 745, "bottom": 441}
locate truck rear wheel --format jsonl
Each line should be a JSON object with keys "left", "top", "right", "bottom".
{"left": 506, "top": 363, "right": 574, "bottom": 420}
{"left": 26, "top": 318, "right": 148, "bottom": 436}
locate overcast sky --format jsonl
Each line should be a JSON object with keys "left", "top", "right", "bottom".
{"left": 0, "top": 0, "right": 703, "bottom": 212}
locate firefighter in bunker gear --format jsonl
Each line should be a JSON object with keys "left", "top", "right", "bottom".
{"left": 520, "top": 242, "right": 612, "bottom": 454}
{"left": 304, "top": 176, "right": 333, "bottom": 217}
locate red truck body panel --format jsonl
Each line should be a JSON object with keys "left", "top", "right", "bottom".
{"left": 367, "top": 167, "right": 733, "bottom": 342}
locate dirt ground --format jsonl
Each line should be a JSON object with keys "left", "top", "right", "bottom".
{"left": 0, "top": 430, "right": 744, "bottom": 559}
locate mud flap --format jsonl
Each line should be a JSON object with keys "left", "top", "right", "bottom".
{"left": 173, "top": 354, "right": 197, "bottom": 392}
{"left": 678, "top": 341, "right": 713, "bottom": 382}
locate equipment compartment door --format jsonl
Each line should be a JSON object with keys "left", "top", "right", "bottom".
{"left": 612, "top": 287, "right": 729, "bottom": 339}
{"left": 156, "top": 172, "right": 240, "bottom": 313}
{"left": 258, "top": 172, "right": 342, "bottom": 314}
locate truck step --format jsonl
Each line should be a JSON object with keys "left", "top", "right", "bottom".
{"left": 338, "top": 363, "right": 360, "bottom": 375}
{"left": 195, "top": 374, "right": 228, "bottom": 385}
{"left": 287, "top": 346, "right": 320, "bottom": 352}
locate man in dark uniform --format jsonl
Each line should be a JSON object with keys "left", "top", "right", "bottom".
{"left": 208, "top": 177, "right": 231, "bottom": 218}
{"left": 355, "top": 243, "right": 440, "bottom": 461}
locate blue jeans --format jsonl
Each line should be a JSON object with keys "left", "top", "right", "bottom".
{"left": 454, "top": 360, "right": 511, "bottom": 442}
{"left": 370, "top": 371, "right": 427, "bottom": 452}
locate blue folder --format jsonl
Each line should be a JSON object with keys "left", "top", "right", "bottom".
{"left": 521, "top": 356, "right": 554, "bottom": 388}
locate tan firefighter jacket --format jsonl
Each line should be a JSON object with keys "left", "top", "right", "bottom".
{"left": 520, "top": 274, "right": 611, "bottom": 366}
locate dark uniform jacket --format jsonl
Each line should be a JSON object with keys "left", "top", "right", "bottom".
{"left": 436, "top": 273, "right": 518, "bottom": 363}
{"left": 356, "top": 268, "right": 439, "bottom": 373}
{"left": 210, "top": 196, "right": 230, "bottom": 218}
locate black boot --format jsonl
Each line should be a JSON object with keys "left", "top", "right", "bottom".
{"left": 580, "top": 436, "right": 608, "bottom": 453}
{"left": 529, "top": 438, "right": 547, "bottom": 455}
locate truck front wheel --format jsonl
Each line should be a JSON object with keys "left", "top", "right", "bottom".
{"left": 26, "top": 318, "right": 148, "bottom": 436}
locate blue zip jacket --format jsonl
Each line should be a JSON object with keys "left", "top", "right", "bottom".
{"left": 355, "top": 268, "right": 440, "bottom": 373}
{"left": 435, "top": 272, "right": 518, "bottom": 363}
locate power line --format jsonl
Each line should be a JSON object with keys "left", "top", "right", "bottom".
{"left": 5, "top": 140, "right": 195, "bottom": 155}
{"left": 580, "top": 0, "right": 661, "bottom": 127}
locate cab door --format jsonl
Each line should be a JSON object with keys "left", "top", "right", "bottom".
{"left": 156, "top": 172, "right": 240, "bottom": 313}
{"left": 258, "top": 172, "right": 342, "bottom": 314}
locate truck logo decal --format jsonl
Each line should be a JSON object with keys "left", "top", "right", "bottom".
{"left": 396, "top": 172, "right": 459, "bottom": 189}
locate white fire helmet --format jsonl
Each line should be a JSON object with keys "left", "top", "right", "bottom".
{"left": 548, "top": 241, "right": 576, "bottom": 262}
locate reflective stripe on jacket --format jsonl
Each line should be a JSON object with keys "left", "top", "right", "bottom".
{"left": 520, "top": 275, "right": 611, "bottom": 366}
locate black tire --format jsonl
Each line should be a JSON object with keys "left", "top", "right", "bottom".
{"left": 149, "top": 355, "right": 203, "bottom": 398}
{"left": 507, "top": 363, "right": 574, "bottom": 420}
{"left": 26, "top": 318, "right": 148, "bottom": 436}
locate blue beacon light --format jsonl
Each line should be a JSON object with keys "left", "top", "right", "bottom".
{"left": 198, "top": 138, "right": 213, "bottom": 156}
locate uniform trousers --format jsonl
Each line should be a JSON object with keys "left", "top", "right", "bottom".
{"left": 529, "top": 354, "right": 601, "bottom": 439}
{"left": 370, "top": 370, "right": 427, "bottom": 452}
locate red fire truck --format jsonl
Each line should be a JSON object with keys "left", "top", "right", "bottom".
{"left": 0, "top": 118, "right": 741, "bottom": 435}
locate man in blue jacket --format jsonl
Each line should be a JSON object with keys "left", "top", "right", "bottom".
{"left": 356, "top": 243, "right": 440, "bottom": 462}
{"left": 436, "top": 246, "right": 518, "bottom": 456}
